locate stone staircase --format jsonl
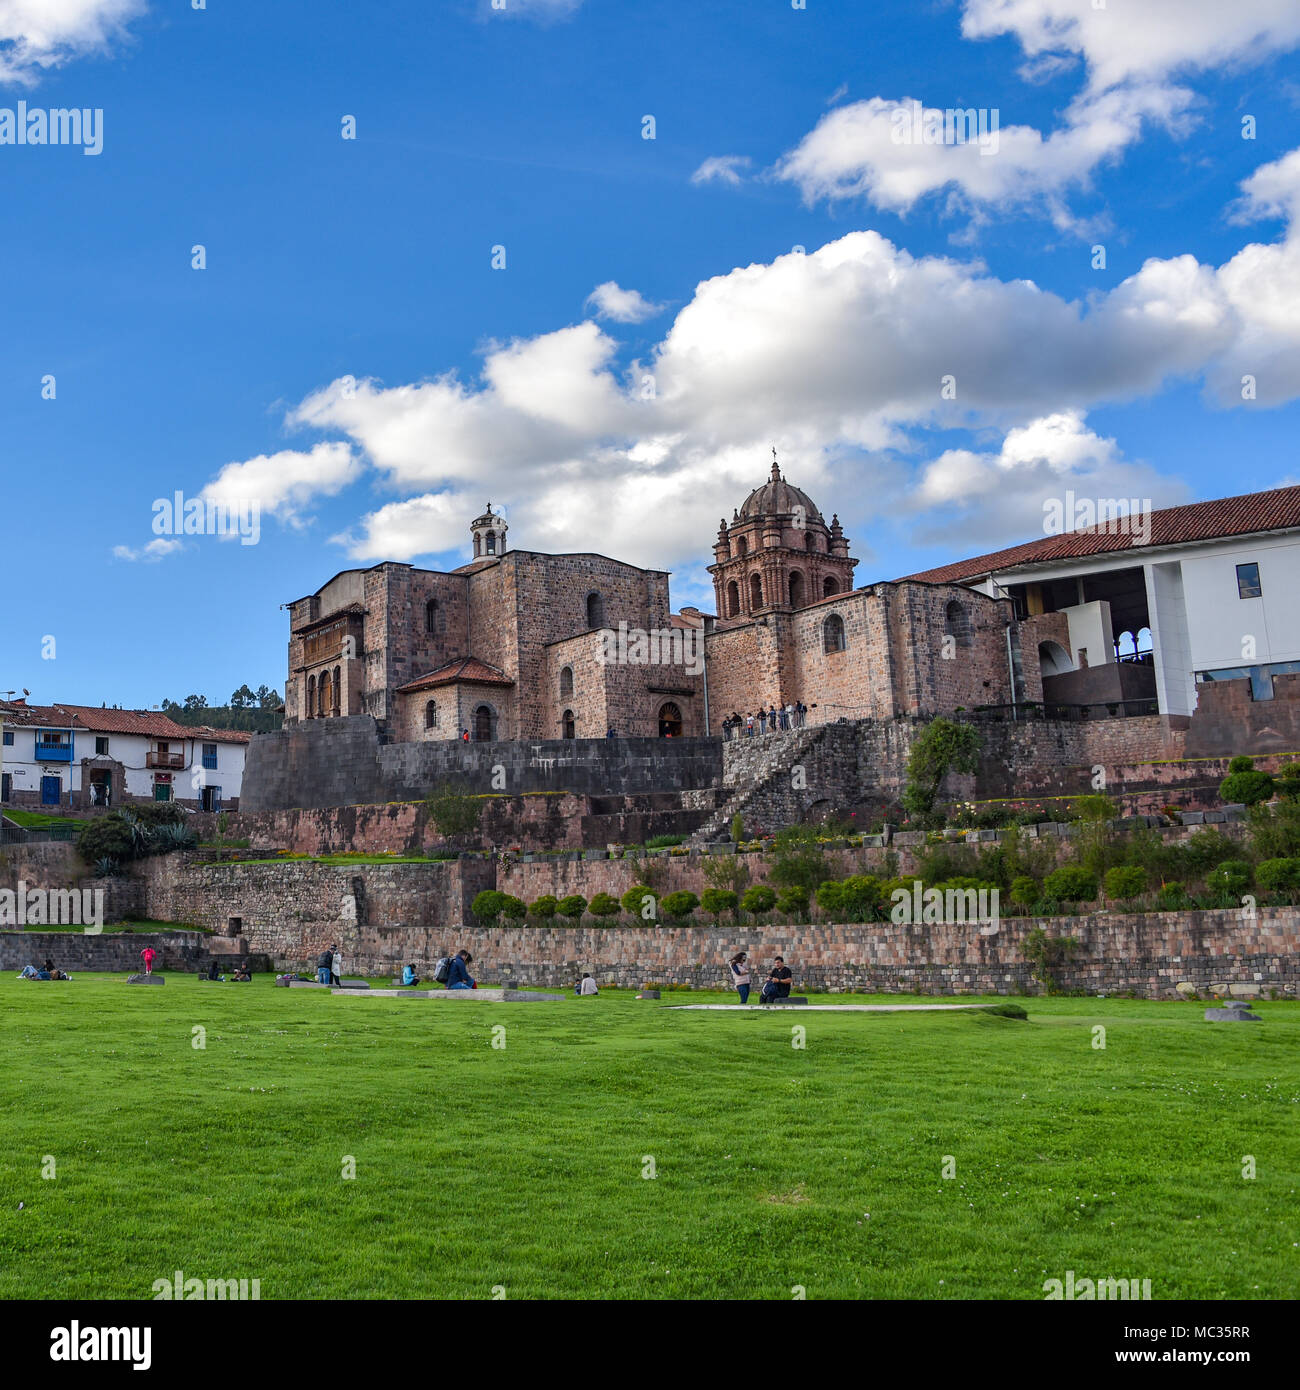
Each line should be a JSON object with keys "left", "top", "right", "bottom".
{"left": 687, "top": 724, "right": 832, "bottom": 844}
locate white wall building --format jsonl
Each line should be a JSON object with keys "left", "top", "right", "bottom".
{"left": 0, "top": 702, "right": 250, "bottom": 812}
{"left": 903, "top": 485, "right": 1300, "bottom": 718}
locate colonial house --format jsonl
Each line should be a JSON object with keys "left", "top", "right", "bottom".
{"left": 0, "top": 701, "right": 251, "bottom": 812}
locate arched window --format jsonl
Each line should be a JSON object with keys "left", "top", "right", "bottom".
{"left": 789, "top": 571, "right": 805, "bottom": 608}
{"left": 474, "top": 704, "right": 496, "bottom": 741}
{"left": 306, "top": 675, "right": 316, "bottom": 720}
{"left": 823, "top": 613, "right": 846, "bottom": 654}
{"left": 332, "top": 665, "right": 341, "bottom": 716}
{"left": 562, "top": 709, "right": 575, "bottom": 739}
{"left": 485, "top": 531, "right": 497, "bottom": 555}
{"left": 944, "top": 599, "right": 972, "bottom": 649}
{"left": 726, "top": 580, "right": 740, "bottom": 618}
{"left": 805, "top": 532, "right": 817, "bottom": 551}
{"left": 318, "top": 669, "right": 332, "bottom": 718}
{"left": 425, "top": 700, "right": 438, "bottom": 730}
{"left": 586, "top": 592, "right": 605, "bottom": 630}
{"left": 737, "top": 535, "right": 748, "bottom": 557}
{"left": 658, "top": 702, "right": 683, "bottom": 738}
{"left": 425, "top": 598, "right": 438, "bottom": 634}
{"left": 823, "top": 576, "right": 839, "bottom": 598}
{"left": 749, "top": 573, "right": 763, "bottom": 611}
{"left": 559, "top": 666, "right": 573, "bottom": 697}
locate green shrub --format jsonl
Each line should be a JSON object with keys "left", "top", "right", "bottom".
{"left": 1180, "top": 829, "right": 1238, "bottom": 873}
{"left": 425, "top": 783, "right": 482, "bottom": 837}
{"left": 471, "top": 889, "right": 507, "bottom": 924}
{"left": 499, "top": 894, "right": 527, "bottom": 922}
{"left": 1274, "top": 763, "right": 1300, "bottom": 800}
{"left": 1042, "top": 866, "right": 1098, "bottom": 903}
{"left": 1227, "top": 755, "right": 1256, "bottom": 774}
{"left": 1071, "top": 794, "right": 1116, "bottom": 823}
{"left": 587, "top": 892, "right": 622, "bottom": 918}
{"left": 1247, "top": 800, "right": 1300, "bottom": 860}
{"left": 1255, "top": 857, "right": 1300, "bottom": 893}
{"left": 1008, "top": 875, "right": 1039, "bottom": 908}
{"left": 775, "top": 885, "right": 810, "bottom": 920}
{"left": 556, "top": 894, "right": 588, "bottom": 920}
{"left": 730, "top": 813, "right": 745, "bottom": 844}
{"left": 815, "top": 880, "right": 845, "bottom": 916}
{"left": 645, "top": 833, "right": 686, "bottom": 849}
{"left": 984, "top": 1002, "right": 1029, "bottom": 1020}
{"left": 902, "top": 717, "right": 982, "bottom": 817}
{"left": 527, "top": 894, "right": 558, "bottom": 921}
{"left": 1219, "top": 769, "right": 1276, "bottom": 806}
{"left": 77, "top": 815, "right": 135, "bottom": 867}
{"left": 699, "top": 888, "right": 738, "bottom": 920}
{"left": 1156, "top": 882, "right": 1191, "bottom": 910}
{"left": 1104, "top": 865, "right": 1147, "bottom": 900}
{"left": 740, "top": 885, "right": 777, "bottom": 917}
{"left": 1206, "top": 860, "right": 1252, "bottom": 895}
{"left": 659, "top": 890, "right": 699, "bottom": 921}
{"left": 1021, "top": 927, "right": 1080, "bottom": 993}
{"left": 621, "top": 884, "right": 658, "bottom": 919}
{"left": 839, "top": 874, "right": 885, "bottom": 921}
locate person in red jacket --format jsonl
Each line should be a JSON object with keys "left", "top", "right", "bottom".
{"left": 140, "top": 946, "right": 157, "bottom": 976}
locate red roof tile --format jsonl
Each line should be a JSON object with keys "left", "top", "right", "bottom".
{"left": 396, "top": 658, "right": 514, "bottom": 693}
{"left": 898, "top": 484, "right": 1300, "bottom": 585}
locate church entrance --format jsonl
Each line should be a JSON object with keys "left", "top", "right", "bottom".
{"left": 562, "top": 709, "right": 575, "bottom": 739}
{"left": 657, "top": 702, "right": 683, "bottom": 738}
{"left": 473, "top": 705, "right": 496, "bottom": 741}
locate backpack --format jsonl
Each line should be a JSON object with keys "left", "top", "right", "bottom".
{"left": 433, "top": 956, "right": 451, "bottom": 984}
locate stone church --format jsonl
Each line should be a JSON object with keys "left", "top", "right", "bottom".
{"left": 282, "top": 462, "right": 1046, "bottom": 741}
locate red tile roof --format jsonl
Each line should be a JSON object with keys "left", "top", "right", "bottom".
{"left": 0, "top": 701, "right": 254, "bottom": 744}
{"left": 396, "top": 658, "right": 514, "bottom": 693}
{"left": 0, "top": 701, "right": 82, "bottom": 729}
{"left": 898, "top": 484, "right": 1300, "bottom": 585}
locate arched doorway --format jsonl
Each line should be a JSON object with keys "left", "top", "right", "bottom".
{"left": 562, "top": 709, "right": 575, "bottom": 739}
{"left": 473, "top": 704, "right": 496, "bottom": 741}
{"left": 1039, "top": 641, "right": 1072, "bottom": 678}
{"left": 318, "top": 669, "right": 332, "bottom": 718}
{"left": 658, "top": 702, "right": 683, "bottom": 738}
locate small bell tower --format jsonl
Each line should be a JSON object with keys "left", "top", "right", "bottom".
{"left": 470, "top": 502, "right": 508, "bottom": 559}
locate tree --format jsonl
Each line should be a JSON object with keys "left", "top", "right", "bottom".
{"left": 499, "top": 894, "right": 527, "bottom": 922}
{"left": 528, "top": 895, "right": 558, "bottom": 922}
{"left": 1219, "top": 754, "right": 1276, "bottom": 807}
{"left": 699, "top": 888, "right": 738, "bottom": 921}
{"left": 621, "top": 884, "right": 658, "bottom": 920}
{"left": 76, "top": 815, "right": 135, "bottom": 867}
{"left": 471, "top": 890, "right": 507, "bottom": 924}
{"left": 1042, "top": 866, "right": 1097, "bottom": 904}
{"left": 659, "top": 890, "right": 699, "bottom": 922}
{"left": 230, "top": 684, "right": 257, "bottom": 709}
{"left": 182, "top": 694, "right": 208, "bottom": 711}
{"left": 556, "top": 894, "right": 587, "bottom": 920}
{"left": 775, "top": 885, "right": 810, "bottom": 921}
{"left": 588, "top": 892, "right": 622, "bottom": 919}
{"left": 1103, "top": 865, "right": 1146, "bottom": 901}
{"left": 741, "top": 884, "right": 777, "bottom": 918}
{"left": 769, "top": 824, "right": 828, "bottom": 895}
{"left": 902, "top": 718, "right": 982, "bottom": 817}
{"left": 255, "top": 684, "right": 281, "bottom": 708}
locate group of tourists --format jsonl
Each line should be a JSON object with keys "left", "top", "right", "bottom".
{"left": 400, "top": 950, "right": 476, "bottom": 989}
{"left": 721, "top": 704, "right": 808, "bottom": 740}
{"left": 316, "top": 944, "right": 348, "bottom": 986}
{"left": 726, "top": 952, "right": 793, "bottom": 1003}
{"left": 18, "top": 958, "right": 71, "bottom": 981}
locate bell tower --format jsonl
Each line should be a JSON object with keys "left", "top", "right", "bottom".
{"left": 470, "top": 502, "right": 508, "bottom": 559}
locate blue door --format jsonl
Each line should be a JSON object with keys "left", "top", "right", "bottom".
{"left": 41, "top": 776, "right": 61, "bottom": 805}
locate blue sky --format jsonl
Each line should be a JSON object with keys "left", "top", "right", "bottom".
{"left": 3, "top": 0, "right": 1299, "bottom": 709}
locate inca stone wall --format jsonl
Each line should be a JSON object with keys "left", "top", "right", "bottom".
{"left": 0, "top": 930, "right": 243, "bottom": 973}
{"left": 239, "top": 716, "right": 724, "bottom": 811}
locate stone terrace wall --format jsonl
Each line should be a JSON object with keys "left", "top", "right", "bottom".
{"left": 0, "top": 930, "right": 214, "bottom": 973}
{"left": 240, "top": 716, "right": 723, "bottom": 811}
{"left": 296, "top": 910, "right": 1297, "bottom": 999}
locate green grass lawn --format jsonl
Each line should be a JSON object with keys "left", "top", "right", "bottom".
{"left": 0, "top": 975, "right": 1295, "bottom": 1300}
{"left": 2, "top": 810, "right": 88, "bottom": 832}
{"left": 27, "top": 919, "right": 202, "bottom": 934}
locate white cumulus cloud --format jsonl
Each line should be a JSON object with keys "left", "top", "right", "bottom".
{"left": 585, "top": 281, "right": 665, "bottom": 324}
{"left": 0, "top": 0, "right": 147, "bottom": 86}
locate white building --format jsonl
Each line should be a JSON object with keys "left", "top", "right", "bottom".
{"left": 903, "top": 484, "right": 1300, "bottom": 718}
{"left": 0, "top": 701, "right": 250, "bottom": 812}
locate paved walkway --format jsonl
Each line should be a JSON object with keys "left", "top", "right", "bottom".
{"left": 667, "top": 1003, "right": 1001, "bottom": 1012}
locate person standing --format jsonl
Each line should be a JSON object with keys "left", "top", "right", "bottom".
{"left": 577, "top": 973, "right": 599, "bottom": 995}
{"left": 728, "top": 952, "right": 751, "bottom": 1003}
{"left": 745, "top": 713, "right": 755, "bottom": 737}
{"left": 316, "top": 945, "right": 333, "bottom": 985}
{"left": 139, "top": 946, "right": 157, "bottom": 976}
{"left": 331, "top": 944, "right": 344, "bottom": 987}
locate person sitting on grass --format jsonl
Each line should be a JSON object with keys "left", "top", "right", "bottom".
{"left": 446, "top": 950, "right": 475, "bottom": 990}
{"left": 205, "top": 960, "right": 224, "bottom": 982}
{"left": 575, "top": 973, "right": 599, "bottom": 996}
{"left": 401, "top": 963, "right": 420, "bottom": 987}
{"left": 232, "top": 961, "right": 252, "bottom": 982}
{"left": 18, "top": 964, "right": 39, "bottom": 979}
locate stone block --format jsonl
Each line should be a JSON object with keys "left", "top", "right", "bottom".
{"left": 1204, "top": 1003, "right": 1261, "bottom": 1021}
{"left": 126, "top": 974, "right": 164, "bottom": 985}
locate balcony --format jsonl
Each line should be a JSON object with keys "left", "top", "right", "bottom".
{"left": 34, "top": 739, "right": 73, "bottom": 762}
{"left": 146, "top": 750, "right": 185, "bottom": 769}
